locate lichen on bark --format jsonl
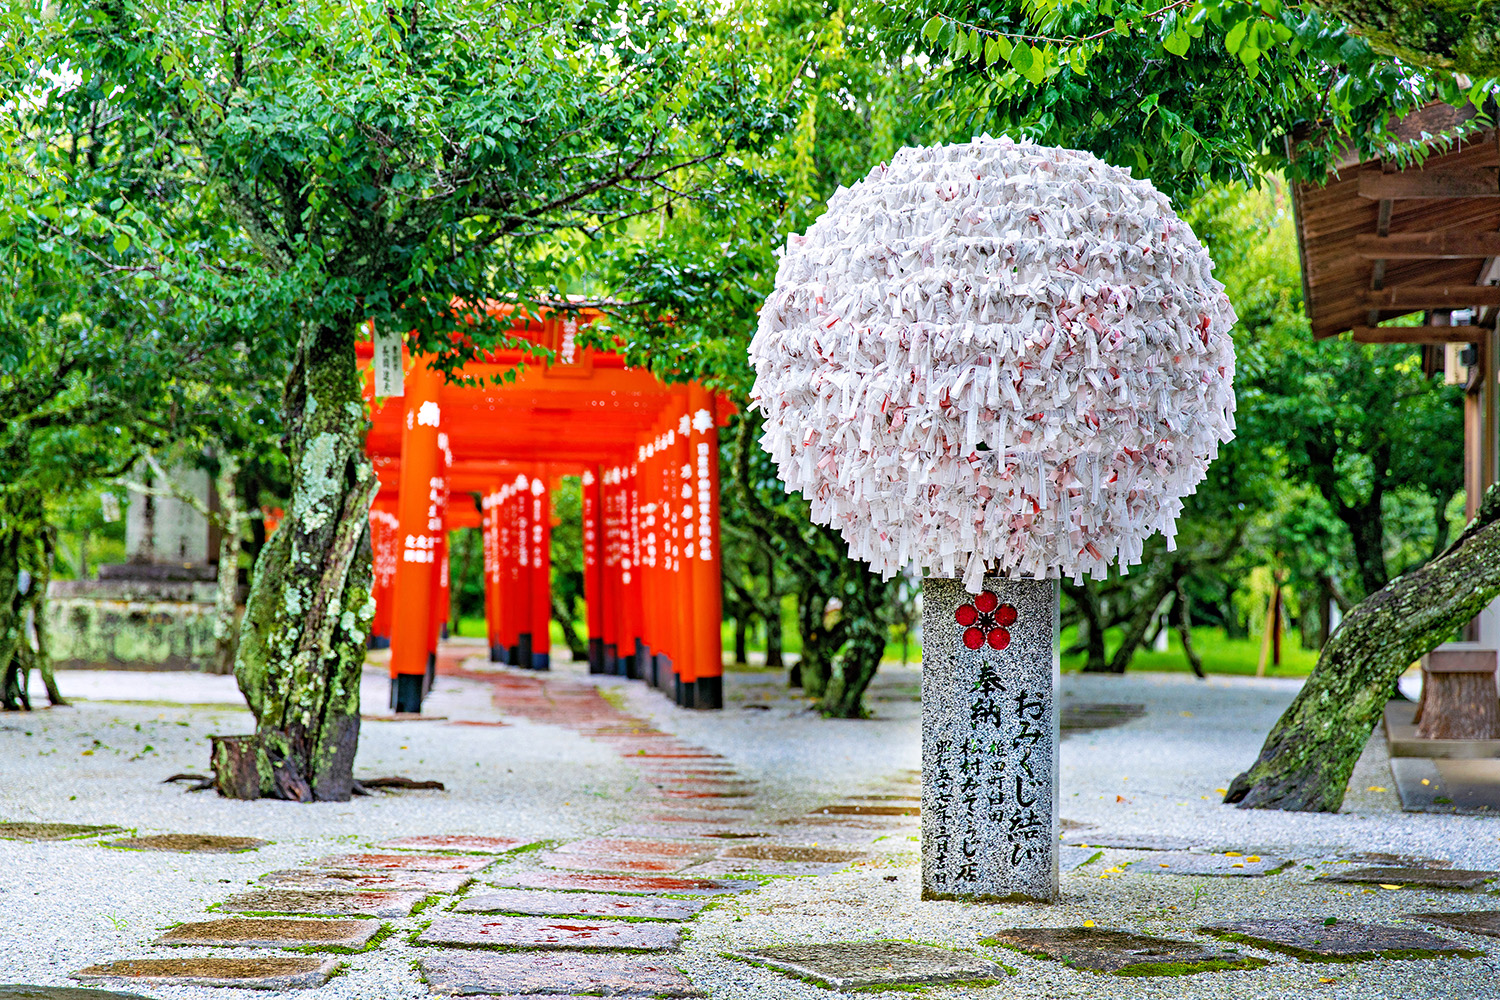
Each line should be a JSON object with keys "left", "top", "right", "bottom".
{"left": 1316, "top": 0, "right": 1500, "bottom": 75}
{"left": 1226, "top": 483, "right": 1500, "bottom": 811}
{"left": 221, "top": 318, "right": 376, "bottom": 801}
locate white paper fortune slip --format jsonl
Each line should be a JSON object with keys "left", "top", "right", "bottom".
{"left": 374, "top": 327, "right": 405, "bottom": 398}
{"left": 748, "top": 135, "right": 1238, "bottom": 590}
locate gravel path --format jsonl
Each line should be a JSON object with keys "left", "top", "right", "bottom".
{"left": 0, "top": 648, "right": 1495, "bottom": 998}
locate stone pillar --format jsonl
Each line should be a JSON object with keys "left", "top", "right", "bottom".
{"left": 921, "top": 576, "right": 1059, "bottom": 903}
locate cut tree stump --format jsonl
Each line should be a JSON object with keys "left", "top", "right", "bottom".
{"left": 211, "top": 735, "right": 262, "bottom": 800}
{"left": 1416, "top": 651, "right": 1499, "bottom": 741}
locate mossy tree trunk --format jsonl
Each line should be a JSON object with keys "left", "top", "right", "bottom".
{"left": 0, "top": 487, "right": 62, "bottom": 711}
{"left": 1226, "top": 483, "right": 1500, "bottom": 811}
{"left": 225, "top": 319, "right": 377, "bottom": 802}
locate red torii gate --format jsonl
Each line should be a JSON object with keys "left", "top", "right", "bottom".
{"left": 358, "top": 306, "right": 730, "bottom": 714}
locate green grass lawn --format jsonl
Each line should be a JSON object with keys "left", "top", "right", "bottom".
{"left": 455, "top": 614, "right": 1316, "bottom": 677}
{"left": 1057, "top": 624, "right": 1318, "bottom": 676}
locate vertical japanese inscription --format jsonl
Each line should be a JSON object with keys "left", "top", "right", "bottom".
{"left": 921, "top": 576, "right": 1058, "bottom": 902}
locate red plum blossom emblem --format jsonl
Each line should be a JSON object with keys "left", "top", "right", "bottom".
{"left": 954, "top": 591, "right": 1018, "bottom": 651}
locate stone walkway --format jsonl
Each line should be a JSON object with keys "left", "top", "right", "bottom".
{"left": 2, "top": 651, "right": 1500, "bottom": 997}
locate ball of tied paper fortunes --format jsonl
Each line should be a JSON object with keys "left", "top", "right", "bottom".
{"left": 748, "top": 135, "right": 1237, "bottom": 589}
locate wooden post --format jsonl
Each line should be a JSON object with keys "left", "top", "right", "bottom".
{"left": 512, "top": 473, "right": 534, "bottom": 669}
{"left": 688, "top": 384, "right": 724, "bottom": 709}
{"left": 653, "top": 422, "right": 679, "bottom": 694}
{"left": 582, "top": 467, "right": 605, "bottom": 673}
{"left": 529, "top": 474, "right": 551, "bottom": 670}
{"left": 671, "top": 389, "right": 699, "bottom": 706}
{"left": 368, "top": 498, "right": 399, "bottom": 649}
{"left": 389, "top": 357, "right": 442, "bottom": 713}
{"left": 423, "top": 433, "right": 451, "bottom": 693}
{"left": 482, "top": 484, "right": 504, "bottom": 662}
{"left": 625, "top": 461, "right": 645, "bottom": 679}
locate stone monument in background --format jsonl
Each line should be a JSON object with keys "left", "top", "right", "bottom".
{"left": 48, "top": 462, "right": 225, "bottom": 671}
{"left": 750, "top": 136, "right": 1237, "bottom": 901}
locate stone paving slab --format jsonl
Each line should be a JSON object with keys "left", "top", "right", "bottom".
{"left": 418, "top": 915, "right": 681, "bottom": 951}
{"left": 1407, "top": 911, "right": 1500, "bottom": 938}
{"left": 1121, "top": 852, "right": 1289, "bottom": 877}
{"left": 0, "top": 823, "right": 123, "bottom": 841}
{"left": 556, "top": 838, "right": 714, "bottom": 858}
{"left": 607, "top": 824, "right": 763, "bottom": 839}
{"left": 495, "top": 871, "right": 756, "bottom": 896}
{"left": 1315, "top": 866, "right": 1498, "bottom": 889}
{"left": 684, "top": 859, "right": 844, "bottom": 877}
{"left": 1061, "top": 846, "right": 1103, "bottom": 871}
{"left": 1335, "top": 852, "right": 1451, "bottom": 868}
{"left": 420, "top": 951, "right": 703, "bottom": 996}
{"left": 154, "top": 917, "right": 381, "bottom": 949}
{"left": 1390, "top": 757, "right": 1500, "bottom": 815}
{"left": 219, "top": 888, "right": 428, "bottom": 917}
{"left": 810, "top": 804, "right": 920, "bottom": 817}
{"left": 1202, "top": 918, "right": 1482, "bottom": 960}
{"left": 720, "top": 844, "right": 864, "bottom": 864}
{"left": 540, "top": 852, "right": 686, "bottom": 874}
{"left": 1062, "top": 833, "right": 1207, "bottom": 852}
{"left": 728, "top": 941, "right": 1003, "bottom": 989}
{"left": 261, "top": 869, "right": 471, "bottom": 893}
{"left": 758, "top": 824, "right": 890, "bottom": 844}
{"left": 309, "top": 852, "right": 494, "bottom": 873}
{"left": 71, "top": 957, "right": 340, "bottom": 989}
{"left": 0, "top": 987, "right": 154, "bottom": 1000}
{"left": 374, "top": 835, "right": 529, "bottom": 854}
{"left": 982, "top": 927, "right": 1262, "bottom": 975}
{"left": 107, "top": 834, "right": 268, "bottom": 853}
{"left": 454, "top": 888, "right": 706, "bottom": 920}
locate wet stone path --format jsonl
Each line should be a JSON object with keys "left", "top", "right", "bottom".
{"left": 8, "top": 661, "right": 1500, "bottom": 996}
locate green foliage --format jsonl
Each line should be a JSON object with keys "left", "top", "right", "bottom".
{"left": 885, "top": 0, "right": 1492, "bottom": 199}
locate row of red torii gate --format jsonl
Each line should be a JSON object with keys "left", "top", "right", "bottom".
{"left": 358, "top": 306, "right": 730, "bottom": 713}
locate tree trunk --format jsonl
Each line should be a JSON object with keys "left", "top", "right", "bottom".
{"left": 0, "top": 489, "right": 51, "bottom": 711}
{"left": 1102, "top": 570, "right": 1175, "bottom": 674}
{"left": 1174, "top": 581, "right": 1205, "bottom": 679}
{"left": 765, "top": 556, "right": 784, "bottom": 668}
{"left": 796, "top": 589, "right": 837, "bottom": 698}
{"left": 33, "top": 524, "right": 64, "bottom": 706}
{"left": 1342, "top": 497, "right": 1389, "bottom": 598}
{"left": 212, "top": 456, "right": 245, "bottom": 676}
{"left": 733, "top": 618, "right": 748, "bottom": 665}
{"left": 551, "top": 594, "right": 588, "bottom": 661}
{"left": 819, "top": 616, "right": 884, "bottom": 718}
{"left": 222, "top": 320, "right": 377, "bottom": 802}
{"left": 1226, "top": 484, "right": 1500, "bottom": 811}
{"left": 1067, "top": 582, "right": 1110, "bottom": 673}
{"left": 766, "top": 607, "right": 784, "bottom": 669}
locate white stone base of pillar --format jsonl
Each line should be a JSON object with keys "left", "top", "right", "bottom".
{"left": 921, "top": 576, "right": 1059, "bottom": 902}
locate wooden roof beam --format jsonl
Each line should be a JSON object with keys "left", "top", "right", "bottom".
{"left": 1355, "top": 233, "right": 1500, "bottom": 258}
{"left": 1358, "top": 167, "right": 1500, "bottom": 199}
{"left": 1350, "top": 325, "right": 1489, "bottom": 344}
{"left": 1366, "top": 197, "right": 1393, "bottom": 326}
{"left": 1359, "top": 285, "right": 1500, "bottom": 308}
